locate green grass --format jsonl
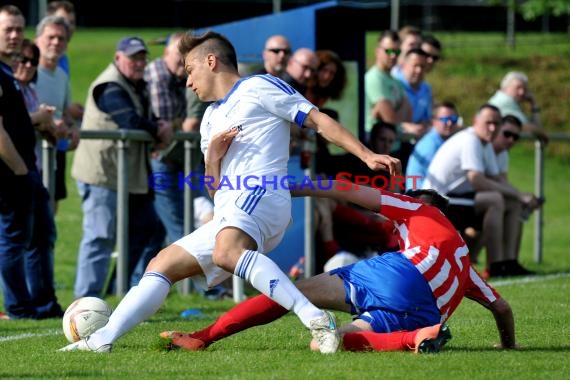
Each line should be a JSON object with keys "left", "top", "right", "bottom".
{"left": 1, "top": 29, "right": 570, "bottom": 379}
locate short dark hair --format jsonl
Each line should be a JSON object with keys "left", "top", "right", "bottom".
{"left": 477, "top": 103, "right": 501, "bottom": 116}
{"left": 314, "top": 49, "right": 346, "bottom": 100}
{"left": 0, "top": 4, "right": 23, "bottom": 17}
{"left": 20, "top": 39, "right": 40, "bottom": 83}
{"left": 178, "top": 30, "right": 238, "bottom": 70}
{"left": 502, "top": 114, "right": 522, "bottom": 129}
{"left": 47, "top": 1, "right": 75, "bottom": 14}
{"left": 422, "top": 34, "right": 441, "bottom": 51}
{"left": 369, "top": 121, "right": 397, "bottom": 152}
{"left": 434, "top": 100, "right": 457, "bottom": 114}
{"left": 378, "top": 30, "right": 399, "bottom": 44}
{"left": 405, "top": 47, "right": 429, "bottom": 59}
{"left": 404, "top": 189, "right": 449, "bottom": 213}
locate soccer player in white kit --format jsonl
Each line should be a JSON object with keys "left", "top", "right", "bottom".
{"left": 59, "top": 31, "right": 400, "bottom": 354}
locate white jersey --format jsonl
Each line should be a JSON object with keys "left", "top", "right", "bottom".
{"left": 200, "top": 74, "right": 315, "bottom": 195}
{"left": 423, "top": 127, "right": 499, "bottom": 194}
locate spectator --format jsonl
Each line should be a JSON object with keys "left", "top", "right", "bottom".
{"left": 306, "top": 49, "right": 346, "bottom": 108}
{"left": 281, "top": 47, "right": 318, "bottom": 95}
{"left": 405, "top": 101, "right": 460, "bottom": 190}
{"left": 13, "top": 38, "right": 64, "bottom": 169}
{"left": 70, "top": 36, "right": 172, "bottom": 298}
{"left": 488, "top": 71, "right": 548, "bottom": 143}
{"left": 46, "top": 1, "right": 75, "bottom": 74}
{"left": 390, "top": 25, "right": 422, "bottom": 79}
{"left": 0, "top": 4, "right": 64, "bottom": 319}
{"left": 423, "top": 104, "right": 534, "bottom": 278}
{"left": 421, "top": 34, "right": 442, "bottom": 74}
{"left": 144, "top": 32, "right": 188, "bottom": 245}
{"left": 483, "top": 115, "right": 543, "bottom": 265}
{"left": 394, "top": 48, "right": 432, "bottom": 171}
{"left": 34, "top": 15, "right": 78, "bottom": 212}
{"left": 255, "top": 34, "right": 291, "bottom": 77}
{"left": 46, "top": 0, "right": 84, "bottom": 123}
{"left": 397, "top": 48, "right": 432, "bottom": 138}
{"left": 364, "top": 30, "right": 411, "bottom": 136}
{"left": 369, "top": 120, "right": 397, "bottom": 155}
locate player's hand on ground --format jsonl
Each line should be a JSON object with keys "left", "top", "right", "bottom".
{"left": 206, "top": 127, "right": 239, "bottom": 164}
{"left": 494, "top": 342, "right": 521, "bottom": 350}
{"left": 366, "top": 154, "right": 402, "bottom": 176}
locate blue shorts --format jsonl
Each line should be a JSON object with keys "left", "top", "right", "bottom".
{"left": 330, "top": 252, "right": 440, "bottom": 333}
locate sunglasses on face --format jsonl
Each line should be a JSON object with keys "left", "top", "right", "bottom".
{"left": 17, "top": 55, "right": 39, "bottom": 67}
{"left": 502, "top": 130, "right": 520, "bottom": 141}
{"left": 267, "top": 48, "right": 291, "bottom": 55}
{"left": 427, "top": 54, "right": 441, "bottom": 62}
{"left": 384, "top": 48, "right": 401, "bottom": 56}
{"left": 438, "top": 115, "right": 459, "bottom": 124}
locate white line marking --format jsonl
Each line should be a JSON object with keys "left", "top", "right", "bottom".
{"left": 0, "top": 329, "right": 61, "bottom": 342}
{"left": 490, "top": 272, "right": 570, "bottom": 287}
{"left": 1, "top": 274, "right": 568, "bottom": 342}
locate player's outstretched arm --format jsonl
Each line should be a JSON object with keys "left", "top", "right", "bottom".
{"left": 291, "top": 180, "right": 382, "bottom": 212}
{"left": 488, "top": 298, "right": 517, "bottom": 349}
{"left": 303, "top": 109, "right": 401, "bottom": 176}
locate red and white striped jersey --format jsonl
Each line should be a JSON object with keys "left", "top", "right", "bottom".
{"left": 379, "top": 191, "right": 500, "bottom": 322}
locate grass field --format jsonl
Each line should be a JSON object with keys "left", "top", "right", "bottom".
{"left": 1, "top": 29, "right": 570, "bottom": 379}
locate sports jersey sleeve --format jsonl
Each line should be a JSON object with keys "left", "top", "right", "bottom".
{"left": 199, "top": 105, "right": 214, "bottom": 155}
{"left": 464, "top": 266, "right": 499, "bottom": 305}
{"left": 378, "top": 191, "right": 424, "bottom": 220}
{"left": 255, "top": 75, "right": 315, "bottom": 127}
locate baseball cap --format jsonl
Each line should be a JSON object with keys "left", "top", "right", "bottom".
{"left": 116, "top": 36, "right": 148, "bottom": 56}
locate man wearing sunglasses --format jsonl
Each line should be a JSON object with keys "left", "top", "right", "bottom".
{"left": 423, "top": 104, "right": 537, "bottom": 278}
{"left": 492, "top": 115, "right": 543, "bottom": 216}
{"left": 365, "top": 30, "right": 412, "bottom": 137}
{"left": 405, "top": 101, "right": 459, "bottom": 190}
{"left": 256, "top": 34, "right": 291, "bottom": 78}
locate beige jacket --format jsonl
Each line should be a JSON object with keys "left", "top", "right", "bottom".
{"left": 72, "top": 63, "right": 152, "bottom": 193}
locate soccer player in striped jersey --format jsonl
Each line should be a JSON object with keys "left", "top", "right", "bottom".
{"left": 161, "top": 182, "right": 516, "bottom": 353}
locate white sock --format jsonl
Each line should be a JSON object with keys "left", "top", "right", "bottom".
{"left": 235, "top": 250, "right": 322, "bottom": 328}
{"left": 88, "top": 272, "right": 171, "bottom": 348}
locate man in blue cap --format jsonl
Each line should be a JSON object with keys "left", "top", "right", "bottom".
{"left": 70, "top": 36, "right": 173, "bottom": 298}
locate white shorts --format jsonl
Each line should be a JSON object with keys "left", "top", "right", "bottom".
{"left": 174, "top": 186, "right": 292, "bottom": 289}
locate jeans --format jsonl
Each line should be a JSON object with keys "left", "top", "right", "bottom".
{"left": 151, "top": 158, "right": 184, "bottom": 245}
{"left": 0, "top": 171, "right": 61, "bottom": 318}
{"left": 74, "top": 182, "right": 165, "bottom": 298}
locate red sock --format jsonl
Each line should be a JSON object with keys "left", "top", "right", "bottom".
{"left": 342, "top": 330, "right": 416, "bottom": 352}
{"left": 190, "top": 294, "right": 288, "bottom": 345}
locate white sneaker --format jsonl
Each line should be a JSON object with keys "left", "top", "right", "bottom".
{"left": 309, "top": 310, "right": 340, "bottom": 354}
{"left": 58, "top": 337, "right": 112, "bottom": 353}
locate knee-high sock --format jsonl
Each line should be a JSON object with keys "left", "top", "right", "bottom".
{"left": 191, "top": 294, "right": 288, "bottom": 346}
{"left": 342, "top": 330, "right": 416, "bottom": 352}
{"left": 89, "top": 272, "right": 171, "bottom": 348}
{"left": 235, "top": 250, "right": 322, "bottom": 328}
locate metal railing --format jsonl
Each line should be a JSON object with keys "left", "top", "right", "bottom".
{"left": 41, "top": 130, "right": 566, "bottom": 300}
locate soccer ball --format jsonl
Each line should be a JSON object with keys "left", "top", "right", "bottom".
{"left": 62, "top": 297, "right": 112, "bottom": 343}
{"left": 323, "top": 251, "right": 360, "bottom": 272}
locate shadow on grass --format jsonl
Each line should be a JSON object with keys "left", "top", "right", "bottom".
{"left": 449, "top": 345, "right": 570, "bottom": 353}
